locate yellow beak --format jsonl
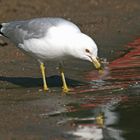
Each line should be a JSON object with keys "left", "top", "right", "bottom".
{"left": 89, "top": 56, "right": 104, "bottom": 74}
{"left": 91, "top": 57, "right": 101, "bottom": 70}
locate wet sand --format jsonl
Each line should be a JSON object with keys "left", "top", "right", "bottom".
{"left": 0, "top": 0, "right": 140, "bottom": 139}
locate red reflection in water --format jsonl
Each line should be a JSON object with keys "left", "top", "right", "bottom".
{"left": 71, "top": 37, "right": 140, "bottom": 94}
{"left": 109, "top": 38, "right": 140, "bottom": 81}
{"left": 65, "top": 39, "right": 140, "bottom": 140}
{"left": 110, "top": 38, "right": 140, "bottom": 69}
{"left": 67, "top": 95, "right": 128, "bottom": 113}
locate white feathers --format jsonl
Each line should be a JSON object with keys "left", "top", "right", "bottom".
{"left": 1, "top": 18, "right": 98, "bottom": 63}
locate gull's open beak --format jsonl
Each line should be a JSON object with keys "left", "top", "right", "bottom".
{"left": 90, "top": 57, "right": 102, "bottom": 70}
{"left": 88, "top": 56, "right": 104, "bottom": 74}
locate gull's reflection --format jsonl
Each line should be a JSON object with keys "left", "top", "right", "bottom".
{"left": 66, "top": 98, "right": 124, "bottom": 140}
{"left": 69, "top": 125, "right": 103, "bottom": 140}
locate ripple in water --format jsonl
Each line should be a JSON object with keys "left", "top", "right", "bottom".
{"left": 44, "top": 38, "right": 140, "bottom": 140}
{"left": 63, "top": 38, "right": 140, "bottom": 140}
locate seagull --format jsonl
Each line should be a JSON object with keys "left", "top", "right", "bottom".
{"left": 0, "top": 17, "right": 101, "bottom": 92}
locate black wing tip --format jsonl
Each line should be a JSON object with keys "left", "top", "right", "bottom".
{"left": 0, "top": 24, "right": 2, "bottom": 30}
{"left": 0, "top": 24, "right": 5, "bottom": 37}
{"left": 0, "top": 24, "right": 3, "bottom": 35}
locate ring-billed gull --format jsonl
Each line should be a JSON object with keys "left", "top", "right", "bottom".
{"left": 0, "top": 17, "right": 101, "bottom": 92}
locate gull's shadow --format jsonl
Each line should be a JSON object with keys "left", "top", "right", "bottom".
{"left": 0, "top": 75, "right": 86, "bottom": 88}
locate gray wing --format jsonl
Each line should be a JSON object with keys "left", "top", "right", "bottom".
{"left": 1, "top": 18, "right": 79, "bottom": 45}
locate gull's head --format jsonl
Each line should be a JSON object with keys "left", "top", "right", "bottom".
{"left": 69, "top": 33, "right": 101, "bottom": 70}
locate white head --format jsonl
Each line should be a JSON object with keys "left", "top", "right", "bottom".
{"left": 67, "top": 33, "right": 101, "bottom": 69}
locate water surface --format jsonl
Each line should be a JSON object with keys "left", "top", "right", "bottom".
{"left": 0, "top": 38, "right": 139, "bottom": 140}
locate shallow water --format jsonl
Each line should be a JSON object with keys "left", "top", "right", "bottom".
{"left": 47, "top": 38, "right": 139, "bottom": 140}
{"left": 0, "top": 38, "right": 140, "bottom": 140}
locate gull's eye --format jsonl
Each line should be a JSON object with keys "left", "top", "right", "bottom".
{"left": 85, "top": 49, "right": 90, "bottom": 53}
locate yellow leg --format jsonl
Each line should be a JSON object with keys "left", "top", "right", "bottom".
{"left": 95, "top": 112, "right": 104, "bottom": 128}
{"left": 59, "top": 64, "right": 70, "bottom": 93}
{"left": 40, "top": 62, "right": 49, "bottom": 91}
